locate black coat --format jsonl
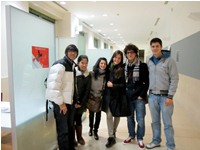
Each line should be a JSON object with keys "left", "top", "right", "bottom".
{"left": 102, "top": 64, "right": 126, "bottom": 112}
{"left": 127, "top": 62, "right": 149, "bottom": 100}
{"left": 75, "top": 71, "right": 91, "bottom": 114}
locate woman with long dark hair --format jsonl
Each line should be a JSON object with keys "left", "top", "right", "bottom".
{"left": 88, "top": 57, "right": 108, "bottom": 140}
{"left": 103, "top": 50, "right": 126, "bottom": 148}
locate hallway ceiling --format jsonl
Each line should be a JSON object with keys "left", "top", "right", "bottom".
{"left": 54, "top": 1, "right": 200, "bottom": 49}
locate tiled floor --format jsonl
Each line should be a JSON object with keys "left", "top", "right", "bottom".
{"left": 75, "top": 100, "right": 200, "bottom": 150}
{"left": 1, "top": 100, "right": 200, "bottom": 150}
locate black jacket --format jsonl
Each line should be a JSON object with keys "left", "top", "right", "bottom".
{"left": 126, "top": 62, "right": 149, "bottom": 100}
{"left": 75, "top": 68, "right": 91, "bottom": 114}
{"left": 102, "top": 64, "right": 126, "bottom": 112}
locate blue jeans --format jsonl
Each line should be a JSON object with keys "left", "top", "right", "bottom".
{"left": 148, "top": 93, "right": 175, "bottom": 150}
{"left": 127, "top": 93, "right": 146, "bottom": 140}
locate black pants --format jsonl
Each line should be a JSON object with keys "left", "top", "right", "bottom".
{"left": 89, "top": 110, "right": 101, "bottom": 132}
{"left": 53, "top": 103, "right": 75, "bottom": 150}
{"left": 74, "top": 113, "right": 82, "bottom": 126}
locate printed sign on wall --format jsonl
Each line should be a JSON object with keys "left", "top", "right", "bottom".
{"left": 32, "top": 46, "right": 49, "bottom": 69}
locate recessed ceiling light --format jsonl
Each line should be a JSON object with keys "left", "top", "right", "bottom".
{"left": 97, "top": 29, "right": 102, "bottom": 32}
{"left": 60, "top": 1, "right": 66, "bottom": 5}
{"left": 103, "top": 14, "right": 108, "bottom": 17}
{"left": 118, "top": 33, "right": 121, "bottom": 36}
{"left": 90, "top": 15, "right": 95, "bottom": 18}
{"left": 90, "top": 24, "right": 94, "bottom": 27}
{"left": 103, "top": 34, "right": 106, "bottom": 36}
{"left": 114, "top": 29, "right": 118, "bottom": 32}
{"left": 110, "top": 23, "right": 114, "bottom": 26}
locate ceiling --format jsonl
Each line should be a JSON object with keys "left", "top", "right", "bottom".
{"left": 53, "top": 1, "right": 200, "bottom": 49}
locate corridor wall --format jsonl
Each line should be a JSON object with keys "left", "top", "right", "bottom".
{"left": 170, "top": 31, "right": 200, "bottom": 128}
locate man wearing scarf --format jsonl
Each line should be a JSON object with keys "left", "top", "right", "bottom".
{"left": 123, "top": 44, "right": 149, "bottom": 149}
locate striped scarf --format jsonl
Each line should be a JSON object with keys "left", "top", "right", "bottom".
{"left": 125, "top": 57, "right": 140, "bottom": 83}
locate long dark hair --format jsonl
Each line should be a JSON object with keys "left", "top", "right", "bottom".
{"left": 93, "top": 57, "right": 108, "bottom": 80}
{"left": 108, "top": 50, "right": 124, "bottom": 79}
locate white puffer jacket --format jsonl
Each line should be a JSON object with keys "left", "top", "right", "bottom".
{"left": 45, "top": 63, "right": 74, "bottom": 105}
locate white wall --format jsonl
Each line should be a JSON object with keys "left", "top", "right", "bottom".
{"left": 70, "top": 14, "right": 80, "bottom": 38}
{"left": 55, "top": 13, "right": 71, "bottom": 38}
{"left": 174, "top": 74, "right": 200, "bottom": 128}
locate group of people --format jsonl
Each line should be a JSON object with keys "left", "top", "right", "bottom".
{"left": 45, "top": 37, "right": 179, "bottom": 150}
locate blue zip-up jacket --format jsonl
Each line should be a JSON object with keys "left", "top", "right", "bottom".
{"left": 147, "top": 50, "right": 179, "bottom": 99}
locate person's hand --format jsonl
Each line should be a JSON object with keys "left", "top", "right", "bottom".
{"left": 165, "top": 98, "right": 173, "bottom": 106}
{"left": 59, "top": 103, "right": 67, "bottom": 115}
{"left": 107, "top": 81, "right": 113, "bottom": 87}
{"left": 75, "top": 103, "right": 81, "bottom": 109}
{"left": 138, "top": 96, "right": 143, "bottom": 100}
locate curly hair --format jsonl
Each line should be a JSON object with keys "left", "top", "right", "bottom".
{"left": 124, "top": 43, "right": 139, "bottom": 57}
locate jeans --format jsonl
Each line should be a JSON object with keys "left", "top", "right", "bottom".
{"left": 89, "top": 110, "right": 101, "bottom": 132}
{"left": 148, "top": 93, "right": 175, "bottom": 150}
{"left": 126, "top": 90, "right": 146, "bottom": 140}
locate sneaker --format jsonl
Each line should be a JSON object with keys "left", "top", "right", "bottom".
{"left": 138, "top": 140, "right": 145, "bottom": 149}
{"left": 123, "top": 136, "right": 135, "bottom": 144}
{"left": 146, "top": 142, "right": 160, "bottom": 149}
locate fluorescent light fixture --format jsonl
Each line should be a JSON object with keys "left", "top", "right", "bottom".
{"left": 110, "top": 23, "right": 114, "bottom": 26}
{"left": 103, "top": 14, "right": 108, "bottom": 17}
{"left": 97, "top": 29, "right": 102, "bottom": 32}
{"left": 90, "top": 24, "right": 94, "bottom": 27}
{"left": 60, "top": 1, "right": 66, "bottom": 5}
{"left": 114, "top": 29, "right": 118, "bottom": 31}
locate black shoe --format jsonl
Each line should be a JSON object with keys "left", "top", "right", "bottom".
{"left": 105, "top": 137, "right": 116, "bottom": 148}
{"left": 89, "top": 129, "right": 93, "bottom": 136}
{"left": 94, "top": 131, "right": 99, "bottom": 140}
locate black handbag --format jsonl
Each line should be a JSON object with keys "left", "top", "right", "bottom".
{"left": 109, "top": 94, "right": 131, "bottom": 117}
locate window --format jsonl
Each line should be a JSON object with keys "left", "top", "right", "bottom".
{"left": 104, "top": 43, "right": 108, "bottom": 49}
{"left": 94, "top": 38, "right": 99, "bottom": 48}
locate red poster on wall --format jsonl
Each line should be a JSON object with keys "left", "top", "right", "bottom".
{"left": 32, "top": 46, "right": 49, "bottom": 69}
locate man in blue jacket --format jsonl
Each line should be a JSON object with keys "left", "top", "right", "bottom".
{"left": 146, "top": 38, "right": 179, "bottom": 150}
